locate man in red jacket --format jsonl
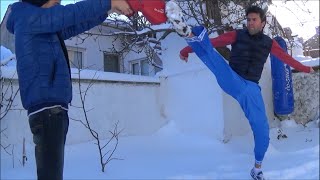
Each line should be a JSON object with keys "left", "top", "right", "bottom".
{"left": 166, "top": 2, "right": 314, "bottom": 180}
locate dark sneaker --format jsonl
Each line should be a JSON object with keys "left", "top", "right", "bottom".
{"left": 250, "top": 168, "right": 265, "bottom": 180}
{"left": 165, "top": 0, "right": 191, "bottom": 37}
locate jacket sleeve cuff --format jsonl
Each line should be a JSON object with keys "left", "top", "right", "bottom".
{"left": 180, "top": 46, "right": 192, "bottom": 58}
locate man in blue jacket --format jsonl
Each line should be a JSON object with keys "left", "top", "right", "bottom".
{"left": 6, "top": 0, "right": 132, "bottom": 179}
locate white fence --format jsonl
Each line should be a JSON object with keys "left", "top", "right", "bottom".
{"left": 1, "top": 68, "right": 166, "bottom": 146}
{"left": 1, "top": 63, "right": 277, "bottom": 148}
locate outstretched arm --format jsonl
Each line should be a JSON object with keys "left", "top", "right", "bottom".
{"left": 26, "top": 0, "right": 110, "bottom": 34}
{"left": 271, "top": 40, "right": 314, "bottom": 73}
{"left": 60, "top": 14, "right": 107, "bottom": 40}
{"left": 60, "top": 0, "right": 133, "bottom": 39}
{"left": 27, "top": 0, "right": 132, "bottom": 34}
{"left": 179, "top": 31, "right": 236, "bottom": 62}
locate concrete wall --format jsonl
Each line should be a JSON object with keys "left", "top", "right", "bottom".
{"left": 1, "top": 69, "right": 166, "bottom": 146}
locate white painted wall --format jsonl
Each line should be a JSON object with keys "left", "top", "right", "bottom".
{"left": 1, "top": 71, "right": 166, "bottom": 146}
{"left": 68, "top": 79, "right": 165, "bottom": 144}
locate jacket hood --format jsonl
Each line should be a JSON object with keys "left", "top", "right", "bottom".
{"left": 6, "top": 2, "right": 23, "bottom": 34}
{"left": 6, "top": 2, "right": 35, "bottom": 34}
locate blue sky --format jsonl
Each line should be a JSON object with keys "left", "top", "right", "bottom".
{"left": 1, "top": 0, "right": 319, "bottom": 40}
{"left": 1, "top": 0, "right": 14, "bottom": 19}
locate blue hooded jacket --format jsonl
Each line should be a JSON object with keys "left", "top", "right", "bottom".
{"left": 6, "top": 0, "right": 111, "bottom": 114}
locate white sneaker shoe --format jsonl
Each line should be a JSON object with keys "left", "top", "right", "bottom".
{"left": 250, "top": 168, "right": 265, "bottom": 180}
{"left": 165, "top": 0, "right": 191, "bottom": 37}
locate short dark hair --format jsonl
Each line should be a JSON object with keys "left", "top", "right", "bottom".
{"left": 246, "top": 6, "right": 266, "bottom": 22}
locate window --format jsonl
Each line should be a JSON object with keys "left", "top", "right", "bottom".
{"left": 104, "top": 53, "right": 120, "bottom": 72}
{"left": 67, "top": 47, "right": 84, "bottom": 69}
{"left": 132, "top": 62, "right": 140, "bottom": 75}
{"left": 130, "top": 58, "right": 150, "bottom": 76}
{"left": 141, "top": 59, "right": 149, "bottom": 76}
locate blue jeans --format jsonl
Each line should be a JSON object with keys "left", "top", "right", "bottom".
{"left": 29, "top": 107, "right": 69, "bottom": 180}
{"left": 186, "top": 26, "right": 270, "bottom": 163}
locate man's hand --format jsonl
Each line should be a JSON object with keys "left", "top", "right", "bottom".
{"left": 111, "top": 0, "right": 133, "bottom": 15}
{"left": 310, "top": 67, "right": 315, "bottom": 73}
{"left": 179, "top": 54, "right": 188, "bottom": 62}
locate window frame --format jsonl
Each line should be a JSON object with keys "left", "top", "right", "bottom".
{"left": 104, "top": 53, "right": 120, "bottom": 73}
{"left": 66, "top": 46, "right": 85, "bottom": 69}
{"left": 130, "top": 58, "right": 150, "bottom": 76}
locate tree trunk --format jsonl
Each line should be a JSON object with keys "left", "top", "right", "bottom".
{"left": 205, "top": 0, "right": 230, "bottom": 61}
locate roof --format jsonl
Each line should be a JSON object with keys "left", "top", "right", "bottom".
{"left": 304, "top": 34, "right": 319, "bottom": 49}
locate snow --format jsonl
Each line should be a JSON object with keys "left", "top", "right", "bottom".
{"left": 1, "top": 3, "right": 319, "bottom": 180}
{"left": 1, "top": 121, "right": 319, "bottom": 179}
{"left": 269, "top": 1, "right": 319, "bottom": 40}
{"left": 297, "top": 57, "right": 319, "bottom": 68}
{"left": 1, "top": 66, "right": 160, "bottom": 83}
{"left": 69, "top": 68, "right": 160, "bottom": 83}
{"left": 157, "top": 32, "right": 226, "bottom": 140}
{"left": 0, "top": 46, "right": 16, "bottom": 67}
{"left": 292, "top": 55, "right": 319, "bottom": 68}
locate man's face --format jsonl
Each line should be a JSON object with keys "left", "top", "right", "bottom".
{"left": 246, "top": 13, "right": 265, "bottom": 35}
{"left": 42, "top": 0, "right": 61, "bottom": 8}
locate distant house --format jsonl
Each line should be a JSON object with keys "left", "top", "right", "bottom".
{"left": 0, "top": 5, "right": 163, "bottom": 77}
{"left": 63, "top": 21, "right": 163, "bottom": 76}
{"left": 0, "top": 6, "right": 15, "bottom": 53}
{"left": 303, "top": 26, "right": 319, "bottom": 58}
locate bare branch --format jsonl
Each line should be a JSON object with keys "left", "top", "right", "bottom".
{"left": 1, "top": 143, "right": 12, "bottom": 155}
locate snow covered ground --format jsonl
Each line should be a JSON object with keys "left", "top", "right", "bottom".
{"left": 1, "top": 120, "right": 319, "bottom": 179}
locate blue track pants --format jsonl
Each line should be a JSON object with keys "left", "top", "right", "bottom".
{"left": 186, "top": 26, "right": 270, "bottom": 163}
